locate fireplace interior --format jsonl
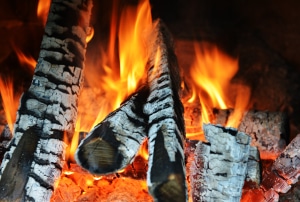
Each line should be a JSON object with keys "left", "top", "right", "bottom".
{"left": 0, "top": 0, "right": 300, "bottom": 201}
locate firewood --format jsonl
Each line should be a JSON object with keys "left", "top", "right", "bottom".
{"left": 184, "top": 104, "right": 288, "bottom": 159}
{"left": 0, "top": 0, "right": 93, "bottom": 201}
{"left": 75, "top": 86, "right": 149, "bottom": 174}
{"left": 258, "top": 133, "right": 300, "bottom": 201}
{"left": 273, "top": 133, "right": 300, "bottom": 186}
{"left": 246, "top": 145, "right": 261, "bottom": 184}
{"left": 190, "top": 124, "right": 252, "bottom": 202}
{"left": 144, "top": 20, "right": 187, "bottom": 202}
{"left": 238, "top": 110, "right": 288, "bottom": 160}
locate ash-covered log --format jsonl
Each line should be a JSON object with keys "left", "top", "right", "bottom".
{"left": 0, "top": 0, "right": 93, "bottom": 201}
{"left": 75, "top": 86, "right": 149, "bottom": 174}
{"left": 259, "top": 133, "right": 300, "bottom": 202}
{"left": 190, "top": 124, "right": 255, "bottom": 202}
{"left": 184, "top": 103, "right": 288, "bottom": 159}
{"left": 144, "top": 20, "right": 187, "bottom": 201}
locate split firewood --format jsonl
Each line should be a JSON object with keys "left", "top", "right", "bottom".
{"left": 184, "top": 104, "right": 288, "bottom": 159}
{"left": 190, "top": 124, "right": 252, "bottom": 202}
{"left": 75, "top": 86, "right": 149, "bottom": 174}
{"left": 273, "top": 133, "right": 300, "bottom": 186}
{"left": 238, "top": 110, "right": 288, "bottom": 160}
{"left": 0, "top": 0, "right": 93, "bottom": 201}
{"left": 246, "top": 145, "right": 261, "bottom": 184}
{"left": 143, "top": 20, "right": 187, "bottom": 202}
{"left": 260, "top": 133, "right": 300, "bottom": 201}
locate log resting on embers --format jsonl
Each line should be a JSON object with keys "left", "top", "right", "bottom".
{"left": 0, "top": 0, "right": 93, "bottom": 201}
{"left": 75, "top": 19, "right": 187, "bottom": 202}
{"left": 190, "top": 124, "right": 258, "bottom": 202}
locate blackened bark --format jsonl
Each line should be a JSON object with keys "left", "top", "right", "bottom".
{"left": 144, "top": 20, "right": 187, "bottom": 202}
{"left": 0, "top": 0, "right": 93, "bottom": 201}
{"left": 75, "top": 86, "right": 149, "bottom": 174}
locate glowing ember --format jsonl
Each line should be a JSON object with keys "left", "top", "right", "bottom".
{"left": 37, "top": 0, "right": 51, "bottom": 26}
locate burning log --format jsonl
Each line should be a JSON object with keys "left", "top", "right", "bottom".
{"left": 144, "top": 20, "right": 187, "bottom": 201}
{"left": 238, "top": 110, "right": 288, "bottom": 160}
{"left": 190, "top": 124, "right": 254, "bottom": 202}
{"left": 75, "top": 86, "right": 149, "bottom": 174}
{"left": 0, "top": 0, "right": 93, "bottom": 201}
{"left": 75, "top": 19, "right": 186, "bottom": 201}
{"left": 185, "top": 103, "right": 288, "bottom": 159}
{"left": 260, "top": 133, "right": 300, "bottom": 201}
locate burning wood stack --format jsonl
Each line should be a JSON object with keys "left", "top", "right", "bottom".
{"left": 0, "top": 0, "right": 300, "bottom": 201}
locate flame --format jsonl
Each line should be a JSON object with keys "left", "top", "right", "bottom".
{"left": 0, "top": 78, "right": 19, "bottom": 132}
{"left": 188, "top": 42, "right": 250, "bottom": 129}
{"left": 86, "top": 27, "right": 94, "bottom": 43}
{"left": 69, "top": 0, "right": 152, "bottom": 159}
{"left": 37, "top": 0, "right": 51, "bottom": 26}
{"left": 14, "top": 47, "right": 36, "bottom": 73}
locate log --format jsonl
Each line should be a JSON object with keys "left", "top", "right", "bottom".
{"left": 75, "top": 86, "right": 149, "bottom": 174}
{"left": 184, "top": 103, "right": 288, "bottom": 159}
{"left": 273, "top": 133, "right": 300, "bottom": 186}
{"left": 144, "top": 20, "right": 187, "bottom": 202}
{"left": 259, "top": 133, "right": 300, "bottom": 201}
{"left": 239, "top": 110, "right": 288, "bottom": 160}
{"left": 0, "top": 0, "right": 93, "bottom": 201}
{"left": 190, "top": 124, "right": 252, "bottom": 202}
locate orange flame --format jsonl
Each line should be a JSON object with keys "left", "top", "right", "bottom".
{"left": 14, "top": 47, "right": 36, "bottom": 73}
{"left": 0, "top": 78, "right": 19, "bottom": 132}
{"left": 37, "top": 0, "right": 51, "bottom": 26}
{"left": 70, "top": 0, "right": 152, "bottom": 159}
{"left": 188, "top": 42, "right": 250, "bottom": 129}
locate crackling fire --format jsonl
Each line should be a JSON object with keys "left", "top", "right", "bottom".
{"left": 0, "top": 0, "right": 255, "bottom": 201}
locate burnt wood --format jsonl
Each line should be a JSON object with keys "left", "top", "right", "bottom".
{"left": 190, "top": 124, "right": 252, "bottom": 202}
{"left": 0, "top": 0, "right": 93, "bottom": 201}
{"left": 144, "top": 20, "right": 187, "bottom": 202}
{"left": 75, "top": 86, "right": 149, "bottom": 174}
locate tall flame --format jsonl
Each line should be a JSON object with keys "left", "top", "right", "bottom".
{"left": 0, "top": 78, "right": 19, "bottom": 132}
{"left": 37, "top": 0, "right": 51, "bottom": 26}
{"left": 72, "top": 0, "right": 152, "bottom": 159}
{"left": 188, "top": 42, "right": 250, "bottom": 128}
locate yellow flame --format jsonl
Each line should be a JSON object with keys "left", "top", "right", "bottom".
{"left": 188, "top": 42, "right": 250, "bottom": 128}
{"left": 70, "top": 0, "right": 153, "bottom": 159}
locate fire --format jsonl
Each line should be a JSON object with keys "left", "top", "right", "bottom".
{"left": 70, "top": 0, "right": 152, "bottom": 160}
{"left": 0, "top": 78, "right": 19, "bottom": 132}
{"left": 14, "top": 47, "right": 36, "bottom": 73}
{"left": 187, "top": 42, "right": 250, "bottom": 130}
{"left": 37, "top": 0, "right": 51, "bottom": 26}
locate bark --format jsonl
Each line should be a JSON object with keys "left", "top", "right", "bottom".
{"left": 75, "top": 86, "right": 149, "bottom": 174}
{"left": 259, "top": 134, "right": 300, "bottom": 201}
{"left": 239, "top": 110, "right": 288, "bottom": 160}
{"left": 0, "top": 0, "right": 93, "bottom": 201}
{"left": 273, "top": 133, "right": 300, "bottom": 185}
{"left": 184, "top": 104, "right": 288, "bottom": 159}
{"left": 144, "top": 20, "right": 187, "bottom": 202}
{"left": 190, "top": 124, "right": 252, "bottom": 202}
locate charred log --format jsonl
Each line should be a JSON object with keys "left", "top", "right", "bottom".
{"left": 144, "top": 20, "right": 187, "bottom": 202}
{"left": 259, "top": 133, "right": 300, "bottom": 202}
{"left": 190, "top": 124, "right": 253, "bottom": 202}
{"left": 75, "top": 86, "right": 149, "bottom": 174}
{"left": 184, "top": 104, "right": 288, "bottom": 159}
{"left": 0, "top": 0, "right": 93, "bottom": 201}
